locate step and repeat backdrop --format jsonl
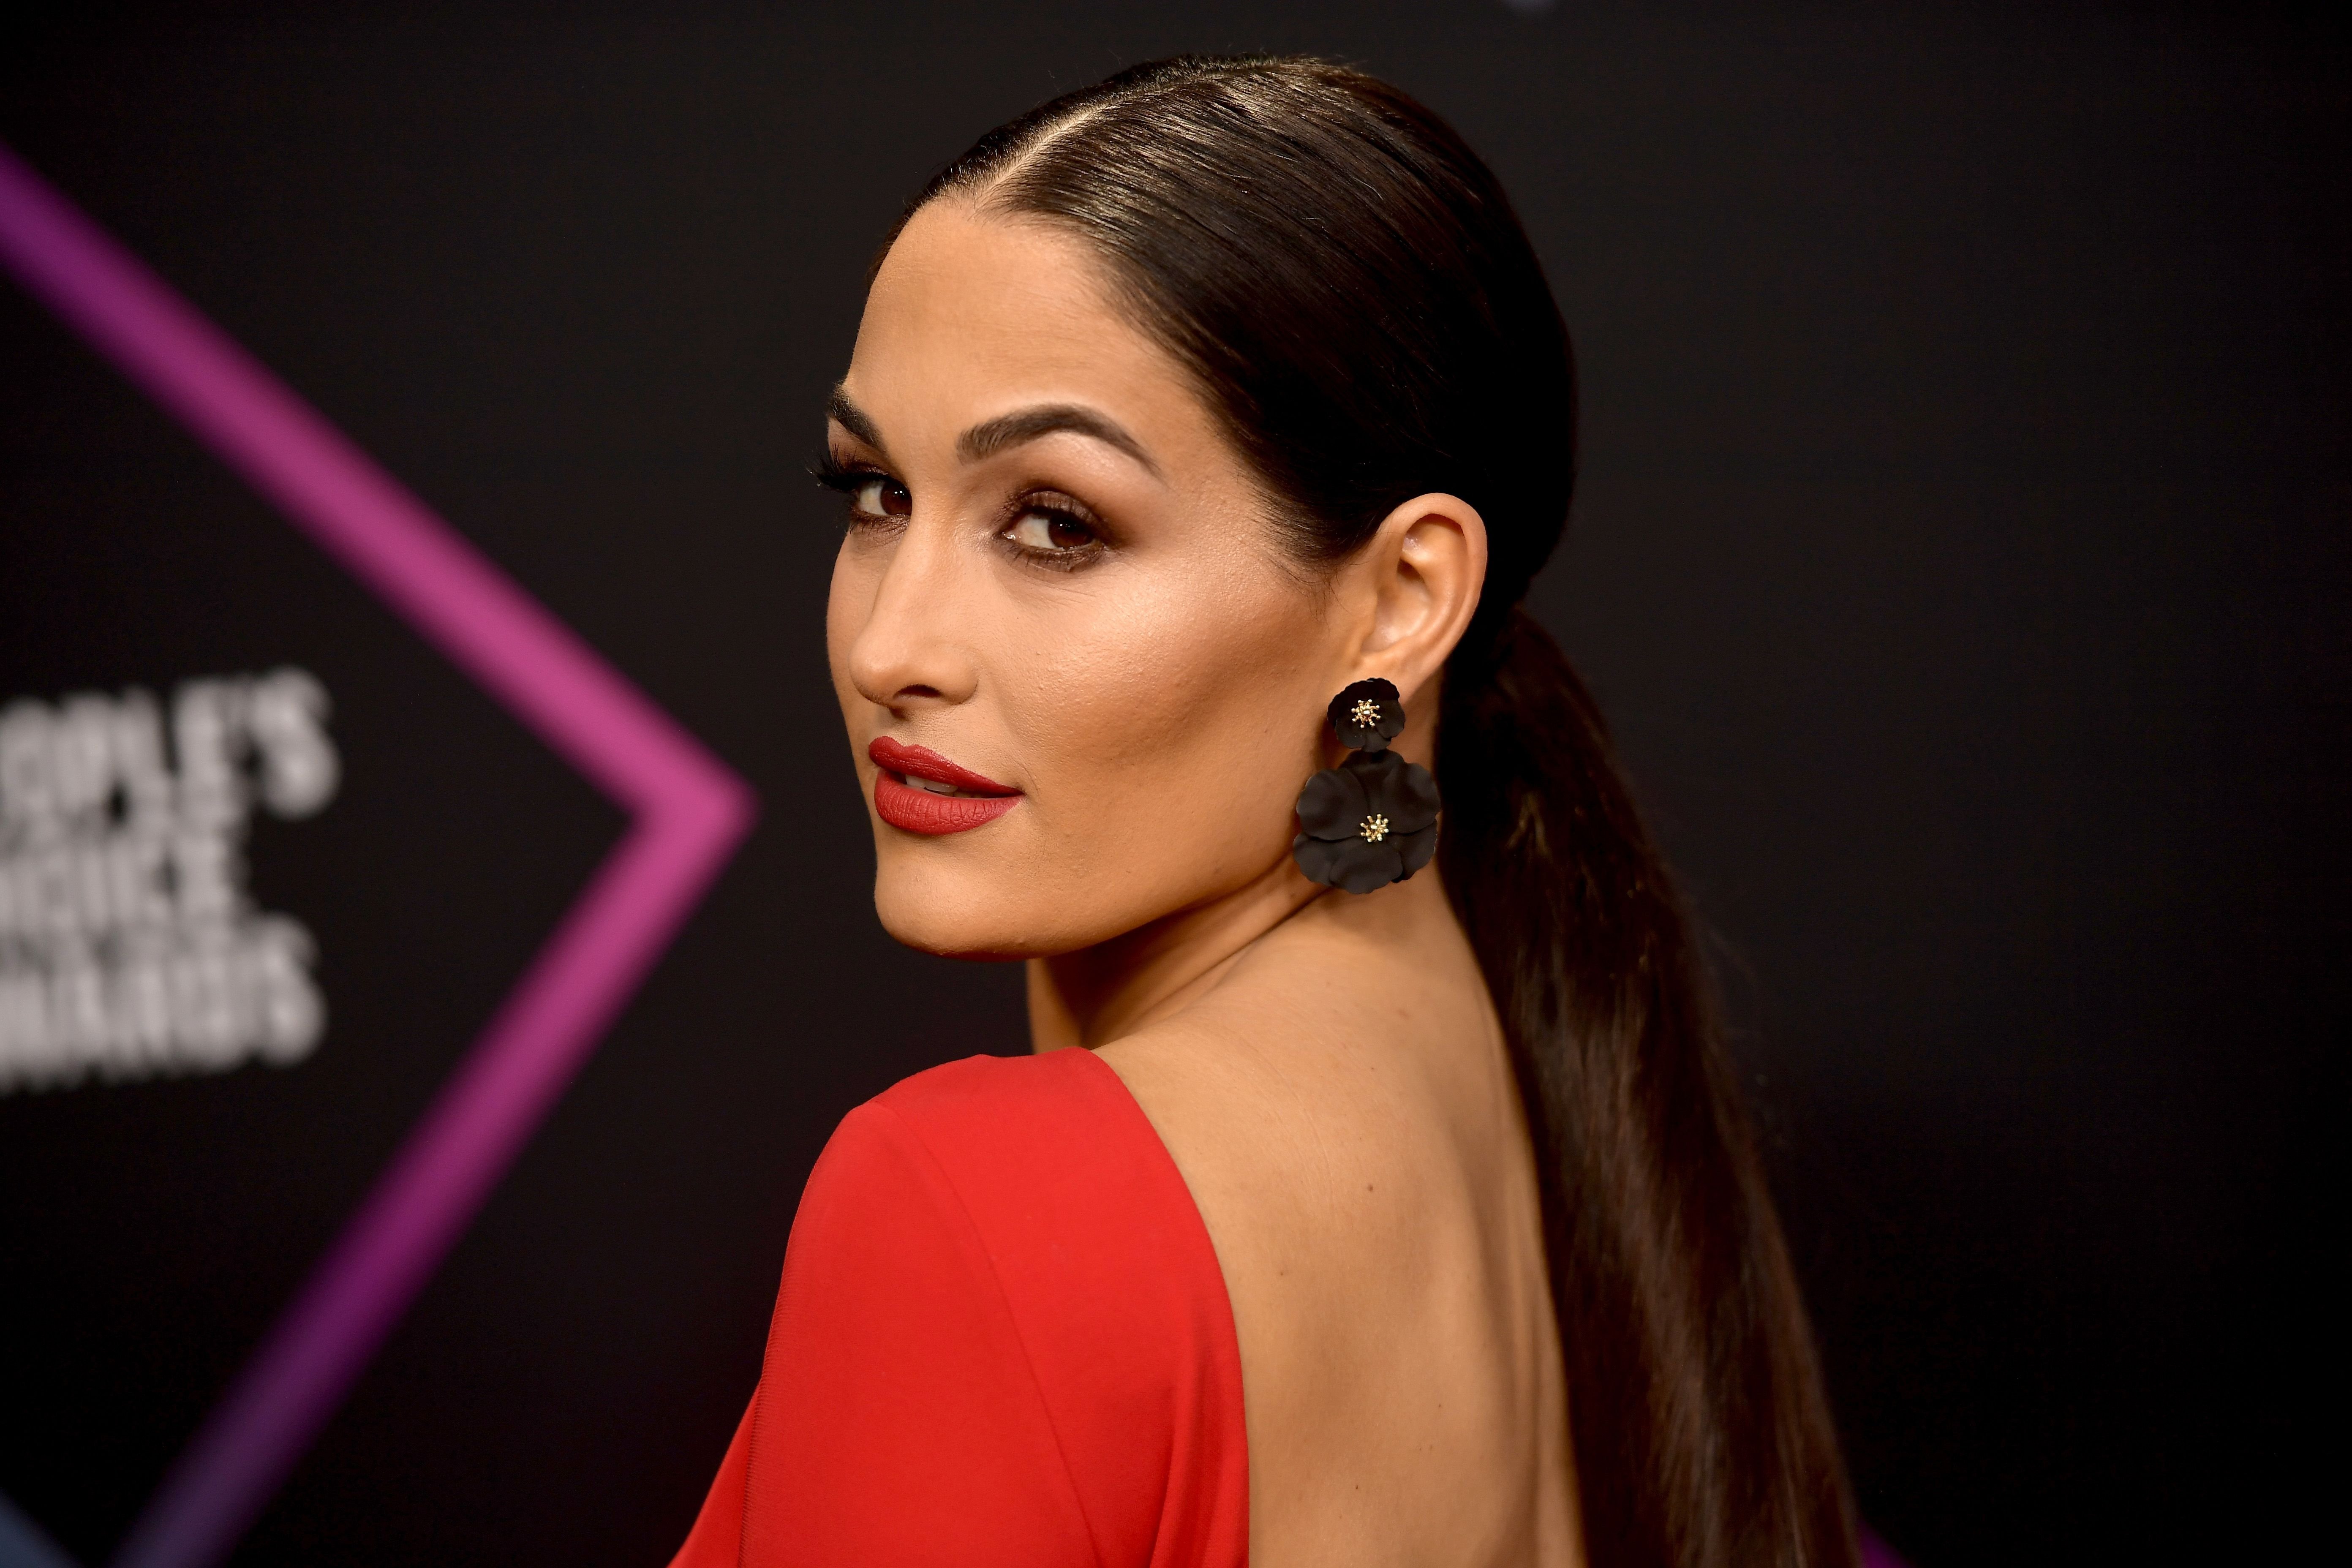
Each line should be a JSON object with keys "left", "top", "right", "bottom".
{"left": 1, "top": 4, "right": 2339, "bottom": 1567}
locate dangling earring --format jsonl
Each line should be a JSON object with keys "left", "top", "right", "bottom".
{"left": 1291, "top": 678, "right": 1441, "bottom": 894}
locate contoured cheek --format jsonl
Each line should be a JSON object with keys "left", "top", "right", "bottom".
{"left": 1003, "top": 566, "right": 1321, "bottom": 920}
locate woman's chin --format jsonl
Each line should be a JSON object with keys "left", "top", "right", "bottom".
{"left": 870, "top": 860, "right": 1050, "bottom": 961}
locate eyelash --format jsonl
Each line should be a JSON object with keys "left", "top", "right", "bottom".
{"left": 811, "top": 452, "right": 1109, "bottom": 572}
{"left": 996, "top": 493, "right": 1108, "bottom": 572}
{"left": 812, "top": 453, "right": 895, "bottom": 517}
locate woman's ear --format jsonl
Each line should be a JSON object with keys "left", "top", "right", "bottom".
{"left": 1337, "top": 491, "right": 1489, "bottom": 709}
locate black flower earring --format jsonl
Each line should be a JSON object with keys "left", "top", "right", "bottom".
{"left": 1291, "top": 678, "right": 1441, "bottom": 894}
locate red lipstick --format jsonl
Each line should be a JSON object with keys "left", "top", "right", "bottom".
{"left": 868, "top": 736, "right": 1021, "bottom": 836}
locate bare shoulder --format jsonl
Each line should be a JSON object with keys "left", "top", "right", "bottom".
{"left": 1094, "top": 893, "right": 1565, "bottom": 1566}
{"left": 1094, "top": 889, "right": 1516, "bottom": 1276}
{"left": 1094, "top": 914, "right": 1482, "bottom": 1269}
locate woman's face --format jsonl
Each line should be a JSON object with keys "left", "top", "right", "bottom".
{"left": 825, "top": 201, "right": 1347, "bottom": 958}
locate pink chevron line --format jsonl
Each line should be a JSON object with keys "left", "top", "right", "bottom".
{"left": 0, "top": 143, "right": 756, "bottom": 1568}
{"left": 1860, "top": 1528, "right": 1912, "bottom": 1568}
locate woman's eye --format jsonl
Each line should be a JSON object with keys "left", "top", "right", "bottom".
{"left": 851, "top": 476, "right": 912, "bottom": 518}
{"left": 1003, "top": 510, "right": 1097, "bottom": 552}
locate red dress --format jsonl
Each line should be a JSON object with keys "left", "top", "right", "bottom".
{"left": 668, "top": 1048, "right": 1250, "bottom": 1568}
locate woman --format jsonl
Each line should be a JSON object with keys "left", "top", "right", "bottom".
{"left": 673, "top": 56, "right": 1854, "bottom": 1568}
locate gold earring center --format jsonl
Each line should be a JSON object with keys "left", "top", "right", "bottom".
{"left": 1350, "top": 698, "right": 1381, "bottom": 727}
{"left": 1359, "top": 814, "right": 1390, "bottom": 843}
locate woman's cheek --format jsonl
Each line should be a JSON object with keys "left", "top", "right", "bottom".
{"left": 1033, "top": 590, "right": 1313, "bottom": 819}
{"left": 994, "top": 599, "right": 1171, "bottom": 766}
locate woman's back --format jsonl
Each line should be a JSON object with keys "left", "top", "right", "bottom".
{"left": 1100, "top": 866, "right": 1580, "bottom": 1567}
{"left": 673, "top": 52, "right": 1854, "bottom": 1568}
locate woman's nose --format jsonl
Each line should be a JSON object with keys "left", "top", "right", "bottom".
{"left": 845, "top": 520, "right": 980, "bottom": 713}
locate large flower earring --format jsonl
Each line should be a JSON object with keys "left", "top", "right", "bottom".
{"left": 1291, "top": 678, "right": 1441, "bottom": 894}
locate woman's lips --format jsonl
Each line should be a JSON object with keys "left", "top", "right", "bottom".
{"left": 867, "top": 736, "right": 1021, "bottom": 836}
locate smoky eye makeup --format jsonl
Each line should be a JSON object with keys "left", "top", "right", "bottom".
{"left": 992, "top": 488, "right": 1113, "bottom": 572}
{"left": 813, "top": 451, "right": 910, "bottom": 528}
{"left": 815, "top": 446, "right": 1119, "bottom": 572}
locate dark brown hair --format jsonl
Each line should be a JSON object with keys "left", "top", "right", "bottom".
{"left": 909, "top": 55, "right": 1856, "bottom": 1568}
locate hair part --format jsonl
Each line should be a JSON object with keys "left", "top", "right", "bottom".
{"left": 910, "top": 56, "right": 1857, "bottom": 1568}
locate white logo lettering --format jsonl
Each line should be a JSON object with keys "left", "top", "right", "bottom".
{"left": 0, "top": 668, "right": 337, "bottom": 1093}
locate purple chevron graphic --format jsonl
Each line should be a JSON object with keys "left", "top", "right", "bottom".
{"left": 0, "top": 143, "right": 756, "bottom": 1568}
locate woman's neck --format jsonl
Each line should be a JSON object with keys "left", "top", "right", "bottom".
{"left": 1027, "top": 859, "right": 1330, "bottom": 1053}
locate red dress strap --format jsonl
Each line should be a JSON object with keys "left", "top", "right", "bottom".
{"left": 669, "top": 1049, "right": 1248, "bottom": 1568}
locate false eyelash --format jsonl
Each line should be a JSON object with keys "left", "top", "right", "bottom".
{"left": 811, "top": 451, "right": 881, "bottom": 493}
{"left": 993, "top": 492, "right": 1112, "bottom": 573}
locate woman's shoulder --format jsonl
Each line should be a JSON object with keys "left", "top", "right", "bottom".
{"left": 775, "top": 1048, "right": 1246, "bottom": 1564}
{"left": 811, "top": 1045, "right": 1244, "bottom": 1387}
{"left": 839, "top": 1047, "right": 1198, "bottom": 1233}
{"left": 863, "top": 1043, "right": 1139, "bottom": 1161}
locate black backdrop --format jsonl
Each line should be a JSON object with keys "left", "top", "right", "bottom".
{"left": 1, "top": 3, "right": 2341, "bottom": 1565}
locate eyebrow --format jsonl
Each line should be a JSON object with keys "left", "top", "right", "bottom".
{"left": 958, "top": 404, "right": 1159, "bottom": 475}
{"left": 827, "top": 386, "right": 1159, "bottom": 477}
{"left": 826, "top": 387, "right": 887, "bottom": 454}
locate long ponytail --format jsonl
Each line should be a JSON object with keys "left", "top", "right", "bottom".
{"left": 919, "top": 54, "right": 1859, "bottom": 1568}
{"left": 1442, "top": 610, "right": 1854, "bottom": 1565}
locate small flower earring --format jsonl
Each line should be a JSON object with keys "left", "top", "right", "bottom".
{"left": 1291, "top": 678, "right": 1441, "bottom": 893}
